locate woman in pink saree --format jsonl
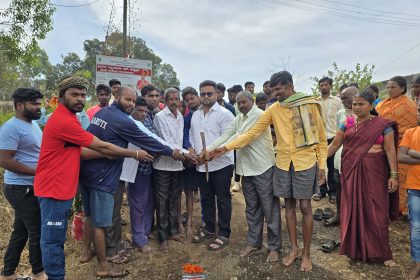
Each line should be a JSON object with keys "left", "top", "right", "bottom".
{"left": 328, "top": 90, "right": 399, "bottom": 265}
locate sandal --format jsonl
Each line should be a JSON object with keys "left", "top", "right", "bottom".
{"left": 312, "top": 194, "right": 322, "bottom": 201}
{"left": 96, "top": 268, "right": 129, "bottom": 278}
{"left": 208, "top": 236, "right": 229, "bottom": 251}
{"left": 322, "top": 207, "right": 334, "bottom": 219}
{"left": 320, "top": 240, "right": 340, "bottom": 253}
{"left": 192, "top": 230, "right": 215, "bottom": 243}
{"left": 107, "top": 252, "right": 130, "bottom": 264}
{"left": 313, "top": 208, "right": 324, "bottom": 220}
{"left": 324, "top": 215, "right": 340, "bottom": 227}
{"left": 329, "top": 196, "right": 337, "bottom": 204}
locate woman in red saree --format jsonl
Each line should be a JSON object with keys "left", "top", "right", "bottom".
{"left": 376, "top": 76, "right": 418, "bottom": 216}
{"left": 328, "top": 90, "right": 399, "bottom": 265}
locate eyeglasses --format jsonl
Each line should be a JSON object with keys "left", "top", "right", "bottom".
{"left": 200, "top": 92, "right": 214, "bottom": 97}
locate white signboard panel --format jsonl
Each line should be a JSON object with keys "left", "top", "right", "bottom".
{"left": 96, "top": 55, "right": 152, "bottom": 91}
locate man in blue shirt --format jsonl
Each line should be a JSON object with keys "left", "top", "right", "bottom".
{"left": 0, "top": 88, "right": 46, "bottom": 280}
{"left": 79, "top": 86, "right": 183, "bottom": 276}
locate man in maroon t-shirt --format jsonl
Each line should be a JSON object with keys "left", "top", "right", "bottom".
{"left": 34, "top": 76, "right": 152, "bottom": 280}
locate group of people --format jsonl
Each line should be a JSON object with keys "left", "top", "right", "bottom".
{"left": 0, "top": 71, "right": 419, "bottom": 280}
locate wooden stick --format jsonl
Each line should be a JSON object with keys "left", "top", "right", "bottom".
{"left": 200, "top": 132, "right": 209, "bottom": 182}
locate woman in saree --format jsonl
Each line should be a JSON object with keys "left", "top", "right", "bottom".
{"left": 328, "top": 90, "right": 399, "bottom": 265}
{"left": 376, "top": 76, "right": 418, "bottom": 217}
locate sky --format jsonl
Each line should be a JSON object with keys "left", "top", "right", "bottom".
{"left": 7, "top": 0, "right": 420, "bottom": 93}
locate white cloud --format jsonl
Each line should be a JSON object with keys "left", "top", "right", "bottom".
{"left": 26, "top": 0, "right": 420, "bottom": 92}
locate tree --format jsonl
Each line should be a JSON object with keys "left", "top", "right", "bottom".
{"left": 0, "top": 0, "right": 55, "bottom": 63}
{"left": 310, "top": 63, "right": 376, "bottom": 96}
{"left": 83, "top": 32, "right": 179, "bottom": 90}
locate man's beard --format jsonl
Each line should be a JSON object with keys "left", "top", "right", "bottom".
{"left": 22, "top": 109, "right": 41, "bottom": 120}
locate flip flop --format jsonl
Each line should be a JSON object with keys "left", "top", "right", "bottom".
{"left": 312, "top": 194, "right": 322, "bottom": 201}
{"left": 324, "top": 215, "right": 340, "bottom": 227}
{"left": 320, "top": 240, "right": 340, "bottom": 253}
{"left": 192, "top": 230, "right": 215, "bottom": 243}
{"left": 107, "top": 252, "right": 130, "bottom": 264}
{"left": 313, "top": 208, "right": 324, "bottom": 220}
{"left": 323, "top": 207, "right": 334, "bottom": 219}
{"left": 208, "top": 236, "right": 229, "bottom": 251}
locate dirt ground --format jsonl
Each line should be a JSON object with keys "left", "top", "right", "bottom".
{"left": 0, "top": 178, "right": 413, "bottom": 280}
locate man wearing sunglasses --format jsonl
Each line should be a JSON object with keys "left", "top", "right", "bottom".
{"left": 189, "top": 80, "right": 234, "bottom": 251}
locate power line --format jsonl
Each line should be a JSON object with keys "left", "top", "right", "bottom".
{"left": 293, "top": 0, "right": 420, "bottom": 22}
{"left": 314, "top": 0, "right": 419, "bottom": 19}
{"left": 375, "top": 42, "right": 420, "bottom": 74}
{"left": 51, "top": 0, "right": 102, "bottom": 8}
{"left": 262, "top": 0, "right": 419, "bottom": 26}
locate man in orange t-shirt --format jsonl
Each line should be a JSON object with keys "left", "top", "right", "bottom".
{"left": 399, "top": 104, "right": 420, "bottom": 280}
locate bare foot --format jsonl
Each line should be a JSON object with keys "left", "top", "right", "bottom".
{"left": 32, "top": 271, "right": 48, "bottom": 280}
{"left": 79, "top": 248, "right": 94, "bottom": 264}
{"left": 160, "top": 241, "right": 169, "bottom": 253}
{"left": 239, "top": 245, "right": 260, "bottom": 257}
{"left": 169, "top": 234, "right": 185, "bottom": 243}
{"left": 138, "top": 244, "right": 154, "bottom": 254}
{"left": 179, "top": 224, "right": 185, "bottom": 235}
{"left": 407, "top": 264, "right": 420, "bottom": 280}
{"left": 282, "top": 249, "right": 301, "bottom": 266}
{"left": 300, "top": 255, "right": 313, "bottom": 272}
{"left": 186, "top": 225, "right": 194, "bottom": 238}
{"left": 266, "top": 250, "right": 279, "bottom": 262}
{"left": 384, "top": 259, "right": 396, "bottom": 267}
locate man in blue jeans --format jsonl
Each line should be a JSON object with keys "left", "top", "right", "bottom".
{"left": 399, "top": 105, "right": 420, "bottom": 280}
{"left": 0, "top": 88, "right": 46, "bottom": 280}
{"left": 34, "top": 76, "right": 154, "bottom": 280}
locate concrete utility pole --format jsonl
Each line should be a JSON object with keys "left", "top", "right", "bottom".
{"left": 123, "top": 0, "right": 127, "bottom": 57}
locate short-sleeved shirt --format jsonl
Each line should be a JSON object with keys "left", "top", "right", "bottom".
{"left": 0, "top": 117, "right": 42, "bottom": 185}
{"left": 86, "top": 105, "right": 106, "bottom": 120}
{"left": 400, "top": 126, "right": 420, "bottom": 190}
{"left": 34, "top": 103, "right": 94, "bottom": 200}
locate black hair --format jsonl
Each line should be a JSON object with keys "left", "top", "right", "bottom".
{"left": 199, "top": 80, "right": 217, "bottom": 90}
{"left": 349, "top": 82, "right": 359, "bottom": 89}
{"left": 263, "top": 80, "right": 270, "bottom": 87}
{"left": 270, "top": 71, "right": 293, "bottom": 87}
{"left": 255, "top": 92, "right": 268, "bottom": 103}
{"left": 140, "top": 84, "right": 158, "bottom": 97}
{"left": 229, "top": 85, "right": 243, "bottom": 94}
{"left": 244, "top": 81, "right": 255, "bottom": 88}
{"left": 181, "top": 87, "right": 198, "bottom": 100}
{"left": 216, "top": 83, "right": 226, "bottom": 93}
{"left": 12, "top": 88, "right": 44, "bottom": 109}
{"left": 390, "top": 76, "right": 407, "bottom": 94}
{"left": 109, "top": 79, "right": 121, "bottom": 87}
{"left": 413, "top": 76, "right": 420, "bottom": 85}
{"left": 367, "top": 84, "right": 379, "bottom": 94}
{"left": 339, "top": 83, "right": 349, "bottom": 93}
{"left": 96, "top": 84, "right": 111, "bottom": 94}
{"left": 135, "top": 96, "right": 147, "bottom": 107}
{"left": 356, "top": 90, "right": 378, "bottom": 116}
{"left": 319, "top": 77, "right": 333, "bottom": 86}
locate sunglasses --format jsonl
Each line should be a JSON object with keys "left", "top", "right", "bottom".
{"left": 200, "top": 92, "right": 215, "bottom": 97}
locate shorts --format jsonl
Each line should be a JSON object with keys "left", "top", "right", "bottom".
{"left": 181, "top": 166, "right": 198, "bottom": 191}
{"left": 273, "top": 163, "right": 318, "bottom": 199}
{"left": 80, "top": 185, "right": 114, "bottom": 228}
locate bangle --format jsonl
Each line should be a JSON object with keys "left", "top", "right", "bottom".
{"left": 136, "top": 150, "right": 139, "bottom": 159}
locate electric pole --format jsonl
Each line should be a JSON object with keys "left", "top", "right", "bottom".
{"left": 123, "top": 0, "right": 127, "bottom": 58}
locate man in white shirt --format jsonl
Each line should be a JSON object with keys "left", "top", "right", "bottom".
{"left": 190, "top": 80, "right": 235, "bottom": 250}
{"left": 315, "top": 77, "right": 343, "bottom": 203}
{"left": 153, "top": 88, "right": 191, "bottom": 252}
{"left": 208, "top": 91, "right": 280, "bottom": 261}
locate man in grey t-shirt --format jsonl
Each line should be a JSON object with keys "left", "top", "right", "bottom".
{"left": 0, "top": 88, "right": 46, "bottom": 280}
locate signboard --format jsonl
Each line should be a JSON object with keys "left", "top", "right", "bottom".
{"left": 95, "top": 55, "right": 152, "bottom": 91}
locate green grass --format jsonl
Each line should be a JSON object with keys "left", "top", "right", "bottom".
{"left": 0, "top": 111, "right": 15, "bottom": 126}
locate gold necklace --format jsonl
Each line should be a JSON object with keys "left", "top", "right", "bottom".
{"left": 355, "top": 115, "right": 372, "bottom": 132}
